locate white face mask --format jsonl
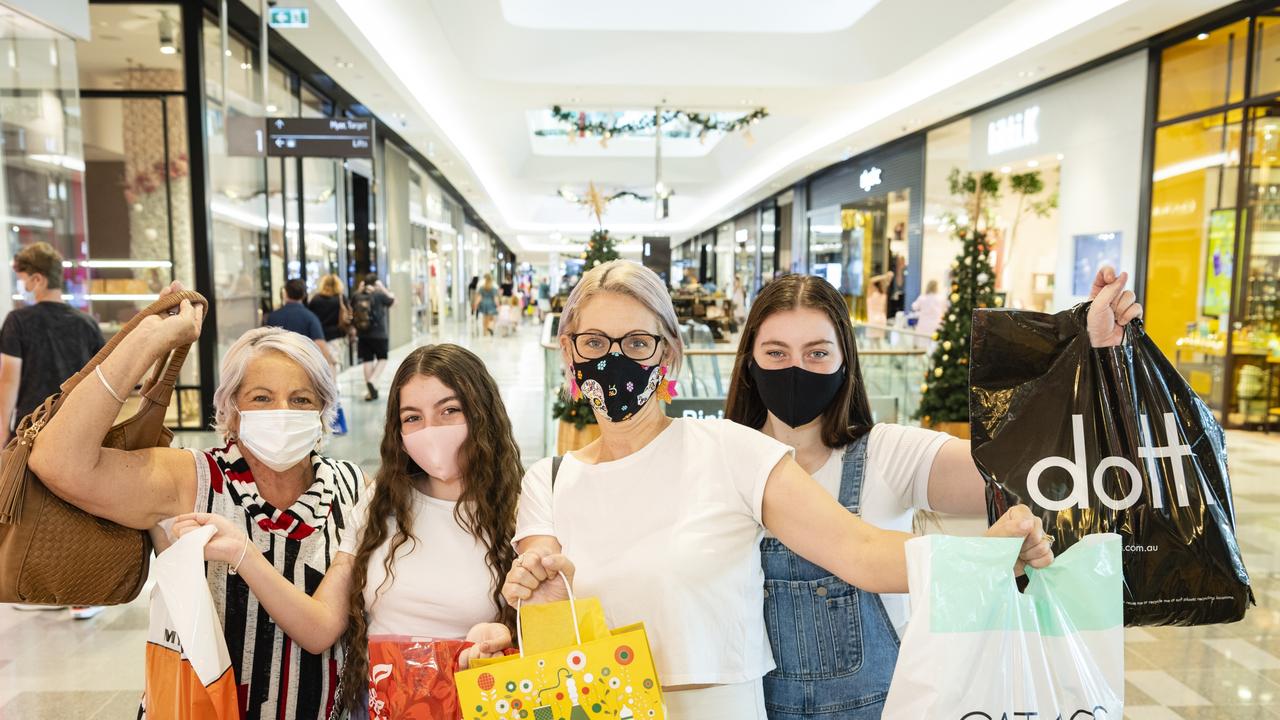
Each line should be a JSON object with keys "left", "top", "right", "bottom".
{"left": 236, "top": 409, "right": 322, "bottom": 472}
{"left": 15, "top": 278, "right": 35, "bottom": 304}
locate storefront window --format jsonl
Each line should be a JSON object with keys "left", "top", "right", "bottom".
{"left": 0, "top": 10, "right": 86, "bottom": 316}
{"left": 202, "top": 16, "right": 266, "bottom": 360}
{"left": 1158, "top": 19, "right": 1248, "bottom": 122}
{"left": 77, "top": 4, "right": 199, "bottom": 427}
{"left": 732, "top": 211, "right": 758, "bottom": 304}
{"left": 807, "top": 190, "right": 911, "bottom": 321}
{"left": 1145, "top": 9, "right": 1280, "bottom": 427}
{"left": 300, "top": 85, "right": 340, "bottom": 291}
{"left": 77, "top": 4, "right": 184, "bottom": 92}
{"left": 760, "top": 206, "right": 778, "bottom": 285}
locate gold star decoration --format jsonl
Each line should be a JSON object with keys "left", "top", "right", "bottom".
{"left": 584, "top": 182, "right": 607, "bottom": 226}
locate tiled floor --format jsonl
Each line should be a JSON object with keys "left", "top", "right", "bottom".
{"left": 1, "top": 319, "right": 1278, "bottom": 719}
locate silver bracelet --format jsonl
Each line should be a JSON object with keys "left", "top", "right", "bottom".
{"left": 229, "top": 534, "right": 250, "bottom": 575}
{"left": 94, "top": 366, "right": 126, "bottom": 404}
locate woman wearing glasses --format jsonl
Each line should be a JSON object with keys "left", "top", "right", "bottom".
{"left": 502, "top": 260, "right": 1055, "bottom": 719}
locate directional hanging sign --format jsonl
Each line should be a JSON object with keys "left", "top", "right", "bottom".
{"left": 268, "top": 7, "right": 310, "bottom": 28}
{"left": 265, "top": 117, "right": 373, "bottom": 158}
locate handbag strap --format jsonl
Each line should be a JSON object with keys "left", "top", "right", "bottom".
{"left": 61, "top": 290, "right": 206, "bottom": 396}
{"left": 514, "top": 571, "right": 581, "bottom": 658}
{"left": 0, "top": 291, "right": 206, "bottom": 525}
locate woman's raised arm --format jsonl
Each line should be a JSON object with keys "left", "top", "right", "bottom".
{"left": 28, "top": 290, "right": 204, "bottom": 530}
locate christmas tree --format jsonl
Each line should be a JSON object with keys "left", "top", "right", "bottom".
{"left": 915, "top": 169, "right": 1002, "bottom": 426}
{"left": 582, "top": 228, "right": 619, "bottom": 271}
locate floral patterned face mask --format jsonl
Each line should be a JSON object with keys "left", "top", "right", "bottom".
{"left": 572, "top": 352, "right": 672, "bottom": 423}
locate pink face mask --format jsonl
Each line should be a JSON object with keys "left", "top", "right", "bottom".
{"left": 402, "top": 423, "right": 469, "bottom": 481}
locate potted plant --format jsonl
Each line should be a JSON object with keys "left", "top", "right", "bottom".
{"left": 552, "top": 387, "right": 601, "bottom": 454}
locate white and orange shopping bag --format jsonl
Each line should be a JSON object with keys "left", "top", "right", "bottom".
{"left": 143, "top": 524, "right": 239, "bottom": 719}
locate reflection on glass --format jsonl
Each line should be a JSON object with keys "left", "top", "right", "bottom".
{"left": 0, "top": 11, "right": 87, "bottom": 318}
{"left": 1237, "top": 104, "right": 1280, "bottom": 423}
{"left": 1254, "top": 11, "right": 1280, "bottom": 97}
{"left": 78, "top": 4, "right": 185, "bottom": 92}
{"left": 760, "top": 207, "right": 778, "bottom": 284}
{"left": 1159, "top": 20, "right": 1248, "bottom": 122}
{"left": 203, "top": 17, "right": 265, "bottom": 366}
{"left": 807, "top": 190, "right": 910, "bottom": 322}
{"left": 303, "top": 156, "right": 339, "bottom": 289}
{"left": 1147, "top": 112, "right": 1242, "bottom": 419}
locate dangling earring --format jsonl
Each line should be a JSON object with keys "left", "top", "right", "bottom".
{"left": 569, "top": 376, "right": 581, "bottom": 400}
{"left": 656, "top": 365, "right": 678, "bottom": 403}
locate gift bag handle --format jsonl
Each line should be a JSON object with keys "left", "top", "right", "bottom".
{"left": 514, "top": 571, "right": 581, "bottom": 658}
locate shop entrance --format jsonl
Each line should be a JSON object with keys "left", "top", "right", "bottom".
{"left": 347, "top": 168, "right": 375, "bottom": 287}
{"left": 808, "top": 189, "right": 911, "bottom": 322}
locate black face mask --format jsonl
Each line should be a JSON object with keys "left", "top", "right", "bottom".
{"left": 749, "top": 362, "right": 846, "bottom": 428}
{"left": 573, "top": 353, "right": 667, "bottom": 423}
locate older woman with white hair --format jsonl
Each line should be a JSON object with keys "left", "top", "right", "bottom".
{"left": 30, "top": 285, "right": 365, "bottom": 720}
{"left": 504, "top": 260, "right": 1054, "bottom": 718}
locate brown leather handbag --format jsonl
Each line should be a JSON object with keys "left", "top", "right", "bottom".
{"left": 0, "top": 290, "right": 206, "bottom": 605}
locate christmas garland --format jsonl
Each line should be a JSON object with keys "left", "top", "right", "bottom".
{"left": 546, "top": 106, "right": 768, "bottom": 142}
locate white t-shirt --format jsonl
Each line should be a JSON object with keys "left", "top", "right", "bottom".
{"left": 338, "top": 490, "right": 498, "bottom": 639}
{"left": 809, "top": 423, "right": 950, "bottom": 636}
{"left": 514, "top": 418, "right": 792, "bottom": 686}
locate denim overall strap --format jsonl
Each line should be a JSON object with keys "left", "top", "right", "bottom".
{"left": 836, "top": 433, "right": 871, "bottom": 513}
{"left": 760, "top": 431, "right": 902, "bottom": 719}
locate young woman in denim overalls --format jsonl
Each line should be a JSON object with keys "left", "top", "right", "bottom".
{"left": 723, "top": 270, "right": 1143, "bottom": 718}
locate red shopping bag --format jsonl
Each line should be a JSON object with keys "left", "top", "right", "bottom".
{"left": 368, "top": 636, "right": 471, "bottom": 720}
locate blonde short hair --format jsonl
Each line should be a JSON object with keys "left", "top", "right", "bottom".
{"left": 558, "top": 260, "right": 684, "bottom": 376}
{"left": 317, "top": 274, "right": 344, "bottom": 296}
{"left": 212, "top": 327, "right": 338, "bottom": 439}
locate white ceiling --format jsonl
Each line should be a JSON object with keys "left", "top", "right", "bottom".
{"left": 270, "top": 0, "right": 1232, "bottom": 260}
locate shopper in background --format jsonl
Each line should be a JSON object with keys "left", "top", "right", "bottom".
{"left": 171, "top": 343, "right": 521, "bottom": 717}
{"left": 0, "top": 242, "right": 107, "bottom": 619}
{"left": 503, "top": 260, "right": 1053, "bottom": 719}
{"left": 723, "top": 269, "right": 1142, "bottom": 719}
{"left": 537, "top": 276, "right": 552, "bottom": 321}
{"left": 473, "top": 273, "right": 499, "bottom": 336}
{"left": 353, "top": 273, "right": 396, "bottom": 401}
{"left": 28, "top": 290, "right": 365, "bottom": 719}
{"left": 468, "top": 275, "right": 480, "bottom": 328}
{"left": 265, "top": 278, "right": 329, "bottom": 360}
{"left": 865, "top": 271, "right": 894, "bottom": 344}
{"left": 308, "top": 273, "right": 353, "bottom": 375}
{"left": 912, "top": 278, "right": 947, "bottom": 338}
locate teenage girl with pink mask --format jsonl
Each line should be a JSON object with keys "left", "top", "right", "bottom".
{"left": 174, "top": 344, "right": 523, "bottom": 717}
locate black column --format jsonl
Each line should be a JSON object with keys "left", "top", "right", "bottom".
{"left": 181, "top": 0, "right": 217, "bottom": 430}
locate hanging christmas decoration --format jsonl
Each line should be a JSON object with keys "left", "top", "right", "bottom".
{"left": 559, "top": 182, "right": 653, "bottom": 227}
{"left": 543, "top": 106, "right": 768, "bottom": 144}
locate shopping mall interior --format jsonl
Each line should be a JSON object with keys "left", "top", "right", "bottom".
{"left": 2, "top": 1, "right": 1280, "bottom": 718}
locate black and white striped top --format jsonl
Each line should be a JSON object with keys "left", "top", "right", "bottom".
{"left": 187, "top": 443, "right": 364, "bottom": 720}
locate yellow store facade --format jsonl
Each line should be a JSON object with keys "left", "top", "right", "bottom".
{"left": 1146, "top": 5, "right": 1280, "bottom": 428}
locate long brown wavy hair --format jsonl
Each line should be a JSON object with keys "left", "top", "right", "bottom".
{"left": 339, "top": 344, "right": 521, "bottom": 713}
{"left": 724, "top": 274, "right": 875, "bottom": 448}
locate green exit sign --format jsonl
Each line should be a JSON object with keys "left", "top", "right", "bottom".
{"left": 268, "top": 7, "right": 309, "bottom": 28}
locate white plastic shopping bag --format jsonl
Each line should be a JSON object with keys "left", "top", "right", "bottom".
{"left": 143, "top": 524, "right": 239, "bottom": 719}
{"left": 883, "top": 533, "right": 1123, "bottom": 719}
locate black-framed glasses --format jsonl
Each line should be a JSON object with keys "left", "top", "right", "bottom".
{"left": 571, "top": 332, "right": 663, "bottom": 362}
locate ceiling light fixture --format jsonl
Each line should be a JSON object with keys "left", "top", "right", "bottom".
{"left": 158, "top": 11, "right": 179, "bottom": 55}
{"left": 1196, "top": 32, "right": 1209, "bottom": 40}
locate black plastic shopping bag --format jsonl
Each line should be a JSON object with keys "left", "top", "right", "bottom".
{"left": 970, "top": 304, "right": 1253, "bottom": 626}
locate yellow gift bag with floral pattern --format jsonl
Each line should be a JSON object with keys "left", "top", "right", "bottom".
{"left": 455, "top": 575, "right": 665, "bottom": 720}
